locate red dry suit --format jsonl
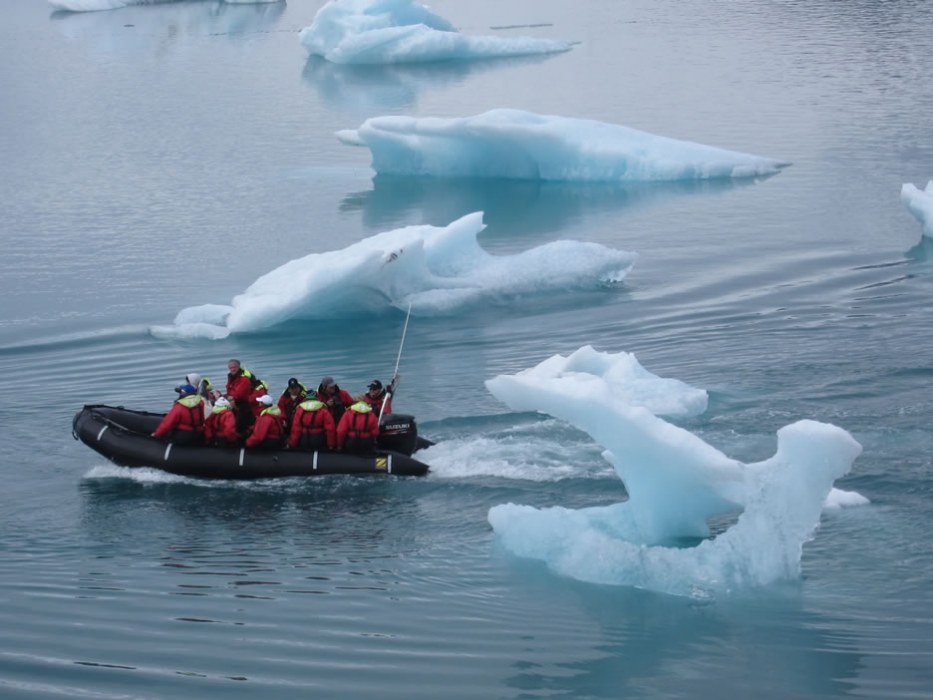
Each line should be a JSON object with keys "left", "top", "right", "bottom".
{"left": 204, "top": 404, "right": 239, "bottom": 446}
{"left": 152, "top": 395, "right": 206, "bottom": 444}
{"left": 245, "top": 405, "right": 285, "bottom": 448}
{"left": 278, "top": 387, "right": 307, "bottom": 431}
{"left": 336, "top": 402, "right": 379, "bottom": 452}
{"left": 359, "top": 390, "right": 392, "bottom": 417}
{"left": 288, "top": 398, "right": 337, "bottom": 450}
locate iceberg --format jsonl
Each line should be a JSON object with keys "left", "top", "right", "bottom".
{"left": 50, "top": 0, "right": 281, "bottom": 11}
{"left": 299, "top": 0, "right": 572, "bottom": 65}
{"left": 50, "top": 0, "right": 285, "bottom": 49}
{"left": 337, "top": 109, "right": 790, "bottom": 182}
{"left": 50, "top": 0, "right": 126, "bottom": 10}
{"left": 901, "top": 180, "right": 933, "bottom": 237}
{"left": 485, "top": 347, "right": 864, "bottom": 597}
{"left": 151, "top": 212, "right": 636, "bottom": 340}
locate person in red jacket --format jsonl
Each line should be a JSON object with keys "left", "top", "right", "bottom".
{"left": 183, "top": 372, "right": 214, "bottom": 417}
{"left": 277, "top": 377, "right": 307, "bottom": 432}
{"left": 288, "top": 393, "right": 336, "bottom": 451}
{"left": 336, "top": 400, "right": 379, "bottom": 452}
{"left": 151, "top": 384, "right": 206, "bottom": 445}
{"left": 226, "top": 358, "right": 257, "bottom": 434}
{"left": 317, "top": 376, "right": 354, "bottom": 424}
{"left": 204, "top": 397, "right": 239, "bottom": 447}
{"left": 248, "top": 378, "right": 270, "bottom": 421}
{"left": 246, "top": 394, "right": 285, "bottom": 449}
{"left": 356, "top": 378, "right": 394, "bottom": 418}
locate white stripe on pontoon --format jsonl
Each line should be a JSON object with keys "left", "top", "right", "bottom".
{"left": 387, "top": 455, "right": 392, "bottom": 474}
{"left": 313, "top": 452, "right": 318, "bottom": 471}
{"left": 164, "top": 444, "right": 172, "bottom": 461}
{"left": 239, "top": 448, "right": 245, "bottom": 467}
{"left": 96, "top": 425, "right": 109, "bottom": 441}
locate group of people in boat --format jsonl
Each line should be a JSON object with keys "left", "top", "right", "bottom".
{"left": 150, "top": 358, "right": 397, "bottom": 453}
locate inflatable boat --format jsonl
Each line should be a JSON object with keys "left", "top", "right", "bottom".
{"left": 73, "top": 404, "right": 431, "bottom": 479}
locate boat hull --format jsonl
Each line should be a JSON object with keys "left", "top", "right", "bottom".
{"left": 73, "top": 404, "right": 430, "bottom": 479}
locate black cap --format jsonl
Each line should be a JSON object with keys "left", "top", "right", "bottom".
{"left": 288, "top": 377, "right": 300, "bottom": 388}
{"left": 368, "top": 379, "right": 383, "bottom": 390}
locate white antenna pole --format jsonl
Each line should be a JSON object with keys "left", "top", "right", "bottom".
{"left": 392, "top": 302, "right": 412, "bottom": 379}
{"left": 380, "top": 303, "right": 411, "bottom": 424}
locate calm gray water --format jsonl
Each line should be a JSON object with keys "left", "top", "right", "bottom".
{"left": 2, "top": 0, "right": 933, "bottom": 698}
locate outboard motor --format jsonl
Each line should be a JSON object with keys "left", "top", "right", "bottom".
{"left": 377, "top": 413, "right": 419, "bottom": 455}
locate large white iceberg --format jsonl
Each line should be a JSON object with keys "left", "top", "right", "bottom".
{"left": 151, "top": 212, "right": 636, "bottom": 340}
{"left": 337, "top": 109, "right": 790, "bottom": 182}
{"left": 484, "top": 346, "right": 864, "bottom": 597}
{"left": 901, "top": 180, "right": 933, "bottom": 237}
{"left": 50, "top": 0, "right": 281, "bottom": 12}
{"left": 50, "top": 0, "right": 285, "bottom": 49}
{"left": 299, "top": 0, "right": 572, "bottom": 65}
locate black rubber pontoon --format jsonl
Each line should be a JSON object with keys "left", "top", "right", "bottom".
{"left": 73, "top": 404, "right": 431, "bottom": 479}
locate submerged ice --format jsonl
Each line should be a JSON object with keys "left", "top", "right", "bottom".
{"left": 485, "top": 346, "right": 863, "bottom": 597}
{"left": 901, "top": 180, "right": 933, "bottom": 237}
{"left": 151, "top": 213, "right": 636, "bottom": 340}
{"left": 338, "top": 109, "right": 790, "bottom": 182}
{"left": 300, "top": 0, "right": 571, "bottom": 65}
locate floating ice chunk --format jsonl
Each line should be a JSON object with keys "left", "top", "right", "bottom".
{"left": 338, "top": 109, "right": 789, "bottom": 182}
{"left": 49, "top": 0, "right": 128, "bottom": 10}
{"left": 50, "top": 0, "right": 281, "bottom": 11}
{"left": 511, "top": 345, "right": 709, "bottom": 419}
{"left": 901, "top": 180, "right": 933, "bottom": 237}
{"left": 300, "top": 0, "right": 571, "bottom": 64}
{"left": 485, "top": 349, "right": 863, "bottom": 596}
{"left": 151, "top": 213, "right": 636, "bottom": 339}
